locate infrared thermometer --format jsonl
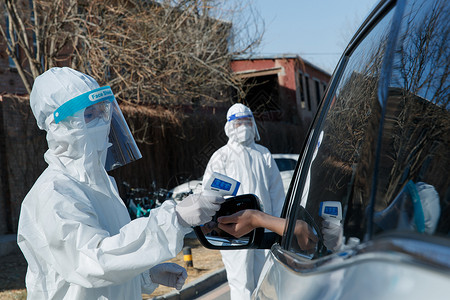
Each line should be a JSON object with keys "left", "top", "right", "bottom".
{"left": 203, "top": 172, "right": 240, "bottom": 197}
{"left": 319, "top": 201, "right": 342, "bottom": 225}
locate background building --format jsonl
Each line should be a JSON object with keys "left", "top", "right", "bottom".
{"left": 231, "top": 54, "right": 330, "bottom": 149}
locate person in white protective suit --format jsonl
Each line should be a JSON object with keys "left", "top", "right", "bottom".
{"left": 202, "top": 103, "right": 285, "bottom": 300}
{"left": 17, "top": 67, "right": 224, "bottom": 300}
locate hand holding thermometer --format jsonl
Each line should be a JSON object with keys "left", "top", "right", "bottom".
{"left": 203, "top": 172, "right": 240, "bottom": 197}
{"left": 319, "top": 201, "right": 342, "bottom": 225}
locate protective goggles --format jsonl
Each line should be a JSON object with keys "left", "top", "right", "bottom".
{"left": 83, "top": 101, "right": 112, "bottom": 127}
{"left": 232, "top": 117, "right": 253, "bottom": 128}
{"left": 53, "top": 86, "right": 142, "bottom": 171}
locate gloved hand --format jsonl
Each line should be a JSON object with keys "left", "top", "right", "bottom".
{"left": 175, "top": 193, "right": 225, "bottom": 227}
{"left": 322, "top": 220, "right": 343, "bottom": 252}
{"left": 149, "top": 263, "right": 188, "bottom": 290}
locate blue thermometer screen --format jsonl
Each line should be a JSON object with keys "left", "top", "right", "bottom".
{"left": 324, "top": 206, "right": 338, "bottom": 216}
{"left": 211, "top": 178, "right": 232, "bottom": 191}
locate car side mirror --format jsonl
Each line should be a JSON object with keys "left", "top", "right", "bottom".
{"left": 194, "top": 194, "right": 264, "bottom": 249}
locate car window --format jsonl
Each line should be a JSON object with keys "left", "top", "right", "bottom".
{"left": 286, "top": 0, "right": 450, "bottom": 259}
{"left": 275, "top": 158, "right": 297, "bottom": 172}
{"left": 372, "top": 0, "right": 449, "bottom": 237}
{"left": 286, "top": 5, "right": 396, "bottom": 256}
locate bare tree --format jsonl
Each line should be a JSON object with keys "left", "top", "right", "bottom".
{"left": 76, "top": 0, "right": 263, "bottom": 106}
{"left": 0, "top": 0, "right": 79, "bottom": 93}
{"left": 1, "top": 0, "right": 263, "bottom": 103}
{"left": 385, "top": 0, "right": 450, "bottom": 201}
{"left": 1, "top": 0, "right": 263, "bottom": 143}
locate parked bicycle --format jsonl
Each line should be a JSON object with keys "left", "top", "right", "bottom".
{"left": 122, "top": 181, "right": 170, "bottom": 219}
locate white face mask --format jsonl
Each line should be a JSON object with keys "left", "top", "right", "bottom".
{"left": 235, "top": 125, "right": 255, "bottom": 144}
{"left": 86, "top": 119, "right": 111, "bottom": 153}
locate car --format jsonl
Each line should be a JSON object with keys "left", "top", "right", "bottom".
{"left": 167, "top": 154, "right": 299, "bottom": 201}
{"left": 168, "top": 178, "right": 203, "bottom": 202}
{"left": 195, "top": 0, "right": 450, "bottom": 299}
{"left": 272, "top": 154, "right": 299, "bottom": 194}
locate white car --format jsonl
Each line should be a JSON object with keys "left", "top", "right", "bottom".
{"left": 168, "top": 179, "right": 203, "bottom": 202}
{"left": 168, "top": 153, "right": 298, "bottom": 201}
{"left": 272, "top": 153, "right": 299, "bottom": 195}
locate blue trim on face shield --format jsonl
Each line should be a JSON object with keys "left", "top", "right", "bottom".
{"left": 227, "top": 113, "right": 253, "bottom": 122}
{"left": 54, "top": 86, "right": 115, "bottom": 124}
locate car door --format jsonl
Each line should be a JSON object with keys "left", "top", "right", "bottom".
{"left": 254, "top": 0, "right": 450, "bottom": 299}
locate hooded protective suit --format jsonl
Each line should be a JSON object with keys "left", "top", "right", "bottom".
{"left": 17, "top": 67, "right": 216, "bottom": 299}
{"left": 202, "top": 103, "right": 285, "bottom": 300}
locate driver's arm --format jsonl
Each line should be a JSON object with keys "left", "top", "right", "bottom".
{"left": 218, "top": 209, "right": 318, "bottom": 251}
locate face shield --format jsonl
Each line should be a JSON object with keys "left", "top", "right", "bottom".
{"left": 53, "top": 86, "right": 142, "bottom": 171}
{"left": 227, "top": 111, "right": 260, "bottom": 141}
{"left": 104, "top": 100, "right": 142, "bottom": 171}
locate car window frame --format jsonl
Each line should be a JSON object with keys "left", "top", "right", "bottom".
{"left": 280, "top": 0, "right": 401, "bottom": 251}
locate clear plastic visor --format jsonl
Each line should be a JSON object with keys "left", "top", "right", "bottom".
{"left": 105, "top": 100, "right": 142, "bottom": 171}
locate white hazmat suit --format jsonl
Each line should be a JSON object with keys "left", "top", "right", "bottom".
{"left": 17, "top": 67, "right": 223, "bottom": 299}
{"left": 202, "top": 103, "right": 285, "bottom": 300}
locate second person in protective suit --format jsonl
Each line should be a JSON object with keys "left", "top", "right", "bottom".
{"left": 202, "top": 103, "right": 285, "bottom": 300}
{"left": 17, "top": 67, "right": 224, "bottom": 300}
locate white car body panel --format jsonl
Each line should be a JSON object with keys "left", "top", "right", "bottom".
{"left": 254, "top": 246, "right": 450, "bottom": 300}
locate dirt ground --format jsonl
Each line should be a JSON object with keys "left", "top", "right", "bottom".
{"left": 0, "top": 237, "right": 223, "bottom": 300}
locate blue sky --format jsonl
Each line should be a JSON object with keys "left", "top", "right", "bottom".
{"left": 252, "top": 0, "right": 380, "bottom": 74}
